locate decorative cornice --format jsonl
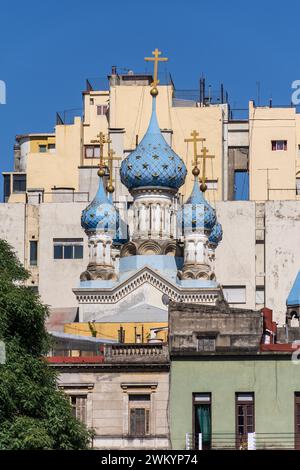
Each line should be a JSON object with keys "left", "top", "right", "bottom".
{"left": 73, "top": 265, "right": 220, "bottom": 305}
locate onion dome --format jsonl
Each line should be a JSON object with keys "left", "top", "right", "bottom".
{"left": 181, "top": 177, "right": 216, "bottom": 232}
{"left": 120, "top": 96, "right": 187, "bottom": 192}
{"left": 208, "top": 222, "right": 223, "bottom": 247}
{"left": 81, "top": 175, "right": 117, "bottom": 236}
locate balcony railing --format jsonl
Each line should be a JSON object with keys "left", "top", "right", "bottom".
{"left": 185, "top": 432, "right": 297, "bottom": 450}
{"left": 104, "top": 343, "right": 169, "bottom": 363}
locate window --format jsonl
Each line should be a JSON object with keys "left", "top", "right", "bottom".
{"left": 3, "top": 174, "right": 11, "bottom": 202}
{"left": 70, "top": 395, "right": 87, "bottom": 424}
{"left": 39, "top": 144, "right": 47, "bottom": 153}
{"left": 234, "top": 170, "right": 249, "bottom": 200}
{"left": 53, "top": 238, "right": 84, "bottom": 259}
{"left": 29, "top": 240, "right": 38, "bottom": 266}
{"left": 97, "top": 105, "right": 108, "bottom": 116}
{"left": 13, "top": 174, "right": 26, "bottom": 193}
{"left": 223, "top": 286, "right": 246, "bottom": 304}
{"left": 205, "top": 179, "right": 218, "bottom": 191}
{"left": 236, "top": 393, "right": 254, "bottom": 449}
{"left": 255, "top": 286, "right": 265, "bottom": 304}
{"left": 193, "top": 393, "right": 211, "bottom": 450}
{"left": 271, "top": 140, "right": 287, "bottom": 151}
{"left": 48, "top": 143, "right": 56, "bottom": 153}
{"left": 129, "top": 394, "right": 150, "bottom": 437}
{"left": 85, "top": 145, "right": 101, "bottom": 158}
{"left": 197, "top": 337, "right": 216, "bottom": 352}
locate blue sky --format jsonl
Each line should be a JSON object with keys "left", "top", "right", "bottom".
{"left": 0, "top": 0, "right": 299, "bottom": 193}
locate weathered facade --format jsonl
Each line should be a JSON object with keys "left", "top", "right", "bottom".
{"left": 169, "top": 302, "right": 300, "bottom": 450}
{"left": 49, "top": 343, "right": 170, "bottom": 449}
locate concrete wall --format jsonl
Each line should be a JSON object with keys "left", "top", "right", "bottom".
{"left": 265, "top": 201, "right": 300, "bottom": 324}
{"left": 38, "top": 203, "right": 88, "bottom": 308}
{"left": 0, "top": 203, "right": 25, "bottom": 263}
{"left": 170, "top": 358, "right": 300, "bottom": 450}
{"left": 1, "top": 200, "right": 299, "bottom": 324}
{"left": 215, "top": 201, "right": 256, "bottom": 310}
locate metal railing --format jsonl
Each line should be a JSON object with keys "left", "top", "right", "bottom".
{"left": 185, "top": 432, "right": 297, "bottom": 450}
{"left": 26, "top": 191, "right": 89, "bottom": 204}
{"left": 56, "top": 108, "right": 82, "bottom": 125}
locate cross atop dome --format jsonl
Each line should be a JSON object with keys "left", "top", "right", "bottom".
{"left": 144, "top": 48, "right": 168, "bottom": 96}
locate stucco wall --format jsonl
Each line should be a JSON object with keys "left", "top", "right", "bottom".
{"left": 0, "top": 203, "right": 25, "bottom": 263}
{"left": 215, "top": 201, "right": 256, "bottom": 310}
{"left": 265, "top": 201, "right": 300, "bottom": 324}
{"left": 38, "top": 203, "right": 88, "bottom": 308}
{"left": 58, "top": 369, "right": 169, "bottom": 449}
{"left": 170, "top": 358, "right": 300, "bottom": 450}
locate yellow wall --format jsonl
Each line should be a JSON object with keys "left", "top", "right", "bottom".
{"left": 249, "top": 101, "right": 297, "bottom": 201}
{"left": 64, "top": 322, "right": 168, "bottom": 343}
{"left": 29, "top": 136, "right": 56, "bottom": 153}
{"left": 26, "top": 118, "right": 82, "bottom": 197}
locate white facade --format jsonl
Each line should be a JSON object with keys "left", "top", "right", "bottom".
{"left": 0, "top": 199, "right": 299, "bottom": 324}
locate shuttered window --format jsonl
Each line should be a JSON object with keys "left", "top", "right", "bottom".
{"left": 70, "top": 395, "right": 87, "bottom": 424}
{"left": 129, "top": 394, "right": 150, "bottom": 436}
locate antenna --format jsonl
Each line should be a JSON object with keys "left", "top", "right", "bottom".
{"left": 256, "top": 81, "right": 261, "bottom": 106}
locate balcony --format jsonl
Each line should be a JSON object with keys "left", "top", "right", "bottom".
{"left": 185, "top": 432, "right": 297, "bottom": 450}
{"left": 104, "top": 343, "right": 169, "bottom": 364}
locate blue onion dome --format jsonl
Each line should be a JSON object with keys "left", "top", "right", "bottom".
{"left": 81, "top": 175, "right": 117, "bottom": 236}
{"left": 120, "top": 96, "right": 187, "bottom": 192}
{"left": 181, "top": 177, "right": 216, "bottom": 232}
{"left": 208, "top": 222, "right": 223, "bottom": 247}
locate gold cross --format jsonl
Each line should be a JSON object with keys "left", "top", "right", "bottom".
{"left": 91, "top": 131, "right": 111, "bottom": 170}
{"left": 104, "top": 149, "right": 121, "bottom": 193}
{"left": 184, "top": 130, "right": 206, "bottom": 169}
{"left": 144, "top": 48, "right": 168, "bottom": 89}
{"left": 199, "top": 146, "right": 215, "bottom": 192}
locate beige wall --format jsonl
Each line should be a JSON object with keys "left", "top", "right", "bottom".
{"left": 249, "top": 101, "right": 297, "bottom": 201}
{"left": 57, "top": 369, "right": 169, "bottom": 449}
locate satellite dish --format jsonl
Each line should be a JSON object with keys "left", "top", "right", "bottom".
{"left": 162, "top": 294, "right": 170, "bottom": 306}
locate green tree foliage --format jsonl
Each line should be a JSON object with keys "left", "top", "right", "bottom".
{"left": 0, "top": 240, "right": 92, "bottom": 449}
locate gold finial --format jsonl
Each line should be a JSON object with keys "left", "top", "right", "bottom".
{"left": 184, "top": 130, "right": 206, "bottom": 176}
{"left": 144, "top": 48, "right": 168, "bottom": 96}
{"left": 199, "top": 146, "right": 215, "bottom": 192}
{"left": 91, "top": 131, "right": 111, "bottom": 177}
{"left": 104, "top": 149, "right": 121, "bottom": 193}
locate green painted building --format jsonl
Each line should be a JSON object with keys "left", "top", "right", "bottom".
{"left": 169, "top": 302, "right": 300, "bottom": 450}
